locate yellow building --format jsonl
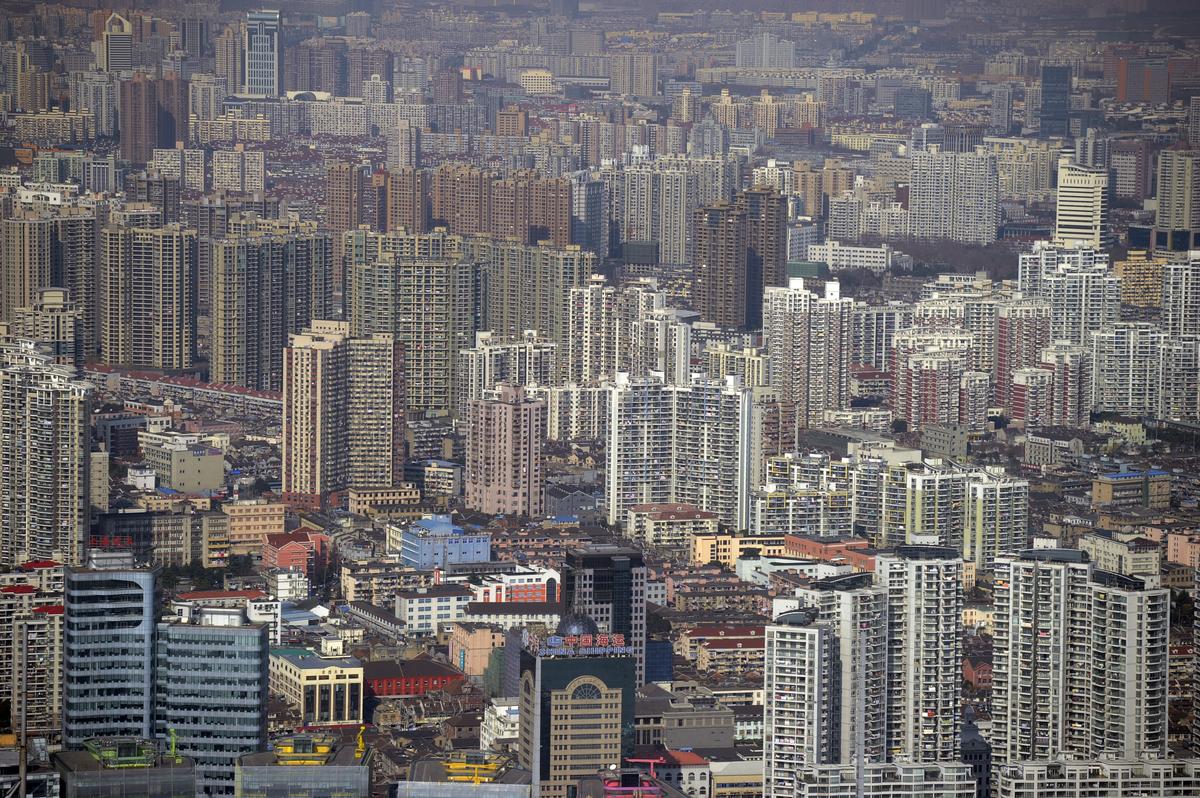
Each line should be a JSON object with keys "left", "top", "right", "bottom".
{"left": 224, "top": 498, "right": 288, "bottom": 556}
{"left": 269, "top": 641, "right": 364, "bottom": 727}
{"left": 1091, "top": 469, "right": 1171, "bottom": 510}
{"left": 691, "top": 533, "right": 788, "bottom": 567}
{"left": 1113, "top": 250, "right": 1166, "bottom": 307}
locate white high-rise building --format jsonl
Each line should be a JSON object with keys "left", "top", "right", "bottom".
{"left": 456, "top": 330, "right": 557, "bottom": 415}
{"left": 1162, "top": 256, "right": 1200, "bottom": 339}
{"left": 0, "top": 341, "right": 91, "bottom": 568}
{"left": 993, "top": 550, "right": 1169, "bottom": 764}
{"left": 242, "top": 10, "right": 281, "bottom": 97}
{"left": 606, "top": 373, "right": 752, "bottom": 529}
{"left": 565, "top": 275, "right": 664, "bottom": 384}
{"left": 963, "top": 468, "right": 1029, "bottom": 567}
{"left": 1089, "top": 322, "right": 1165, "bottom": 416}
{"left": 908, "top": 148, "right": 999, "bottom": 246}
{"left": 851, "top": 302, "right": 914, "bottom": 370}
{"left": 1039, "top": 265, "right": 1122, "bottom": 346}
{"left": 629, "top": 308, "right": 691, "bottom": 386}
{"left": 763, "top": 609, "right": 840, "bottom": 793}
{"left": 1017, "top": 243, "right": 1110, "bottom": 295}
{"left": 1054, "top": 160, "right": 1110, "bottom": 249}
{"left": 763, "top": 278, "right": 854, "bottom": 426}
{"left": 1159, "top": 335, "right": 1200, "bottom": 421}
{"left": 875, "top": 547, "right": 963, "bottom": 762}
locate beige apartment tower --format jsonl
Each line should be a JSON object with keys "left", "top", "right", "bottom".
{"left": 465, "top": 384, "right": 545, "bottom": 517}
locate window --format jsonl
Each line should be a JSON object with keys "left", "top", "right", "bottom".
{"left": 571, "top": 683, "right": 602, "bottom": 700}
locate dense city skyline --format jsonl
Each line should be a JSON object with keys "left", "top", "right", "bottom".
{"left": 0, "top": 0, "right": 1198, "bottom": 796}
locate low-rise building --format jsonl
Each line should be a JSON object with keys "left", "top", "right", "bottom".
{"left": 1092, "top": 469, "right": 1171, "bottom": 510}
{"left": 54, "top": 738, "right": 196, "bottom": 797}
{"left": 1080, "top": 530, "right": 1162, "bottom": 584}
{"left": 224, "top": 499, "right": 288, "bottom": 557}
{"left": 235, "top": 734, "right": 370, "bottom": 798}
{"left": 627, "top": 503, "right": 721, "bottom": 549}
{"left": 390, "top": 515, "right": 491, "bottom": 569}
{"left": 268, "top": 641, "right": 364, "bottom": 727}
{"left": 362, "top": 658, "right": 466, "bottom": 697}
{"left": 395, "top": 584, "right": 474, "bottom": 634}
{"left": 448, "top": 622, "right": 507, "bottom": 677}
{"left": 692, "top": 533, "right": 788, "bottom": 567}
{"left": 696, "top": 637, "right": 765, "bottom": 673}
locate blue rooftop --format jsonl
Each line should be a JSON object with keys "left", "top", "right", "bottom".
{"left": 412, "top": 515, "right": 464, "bottom": 537}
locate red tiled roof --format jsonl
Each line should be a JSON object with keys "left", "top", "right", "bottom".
{"left": 701, "top": 638, "right": 765, "bottom": 650}
{"left": 1, "top": 584, "right": 36, "bottom": 594}
{"left": 177, "top": 589, "right": 266, "bottom": 601}
{"left": 33, "top": 605, "right": 64, "bottom": 615}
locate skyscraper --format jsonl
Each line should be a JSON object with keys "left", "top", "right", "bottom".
{"left": 738, "top": 186, "right": 787, "bottom": 328}
{"left": 875, "top": 546, "right": 963, "bottom": 762}
{"left": 1054, "top": 160, "right": 1110, "bottom": 249}
{"left": 464, "top": 384, "right": 546, "bottom": 518}
{"left": 990, "top": 85, "right": 1012, "bottom": 133}
{"left": 243, "top": 10, "right": 281, "bottom": 97}
{"left": 327, "top": 160, "right": 364, "bottom": 240}
{"left": 0, "top": 341, "right": 91, "bottom": 569}
{"left": 1153, "top": 147, "right": 1200, "bottom": 252}
{"left": 210, "top": 220, "right": 333, "bottom": 391}
{"left": 692, "top": 201, "right": 748, "bottom": 329}
{"left": 908, "top": 148, "right": 999, "bottom": 246}
{"left": 1088, "top": 322, "right": 1164, "bottom": 416}
{"left": 763, "top": 278, "right": 853, "bottom": 427}
{"left": 385, "top": 167, "right": 429, "bottom": 233}
{"left": 98, "top": 223, "right": 197, "bottom": 371}
{"left": 993, "top": 550, "right": 1169, "bottom": 764}
{"left": 98, "top": 13, "right": 133, "bottom": 72}
{"left": 64, "top": 560, "right": 160, "bottom": 746}
{"left": 119, "top": 74, "right": 158, "bottom": 165}
{"left": 1162, "top": 257, "right": 1200, "bottom": 339}
{"left": 282, "top": 321, "right": 406, "bottom": 510}
{"left": 1039, "top": 64, "right": 1072, "bottom": 138}
{"left": 562, "top": 545, "right": 648, "bottom": 683}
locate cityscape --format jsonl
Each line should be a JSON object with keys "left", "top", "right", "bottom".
{"left": 0, "top": 0, "right": 1199, "bottom": 796}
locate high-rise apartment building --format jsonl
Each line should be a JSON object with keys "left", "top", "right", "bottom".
{"left": 99, "top": 223, "right": 197, "bottom": 371}
{"left": 875, "top": 547, "right": 963, "bottom": 762}
{"left": 282, "top": 321, "right": 405, "bottom": 509}
{"left": 963, "top": 468, "right": 1030, "bottom": 567}
{"left": 385, "top": 167, "right": 429, "bottom": 233}
{"left": 347, "top": 251, "right": 475, "bottom": 415}
{"left": 64, "top": 561, "right": 160, "bottom": 746}
{"left": 119, "top": 74, "right": 158, "bottom": 166}
{"left": 0, "top": 342, "right": 91, "bottom": 568}
{"left": 457, "top": 330, "right": 557, "bottom": 414}
{"left": 890, "top": 327, "right": 980, "bottom": 429}
{"left": 1039, "top": 340, "right": 1092, "bottom": 427}
{"left": 565, "top": 275, "right": 664, "bottom": 385}
{"left": 1153, "top": 147, "right": 1200, "bottom": 252}
{"left": 995, "top": 299, "right": 1052, "bottom": 410}
{"left": 738, "top": 187, "right": 787, "bottom": 328}
{"left": 212, "top": 148, "right": 265, "bottom": 194}
{"left": 1089, "top": 322, "right": 1164, "bottom": 416}
{"left": 908, "top": 148, "right": 998, "bottom": 246}
{"left": 1163, "top": 256, "right": 1200, "bottom": 339}
{"left": 562, "top": 545, "right": 647, "bottom": 682}
{"left": 327, "top": 160, "right": 364, "bottom": 240}
{"left": 763, "top": 278, "right": 853, "bottom": 427}
{"left": 1054, "top": 160, "right": 1110, "bottom": 249}
{"left": 606, "top": 374, "right": 752, "bottom": 529}
{"left": 3, "top": 286, "right": 84, "bottom": 372}
{"left": 993, "top": 550, "right": 1169, "bottom": 763}
{"left": 243, "top": 10, "right": 282, "bottom": 96}
{"left": 210, "top": 221, "right": 333, "bottom": 391}
{"left": 692, "top": 201, "right": 748, "bottom": 329}
{"left": 465, "top": 384, "right": 546, "bottom": 518}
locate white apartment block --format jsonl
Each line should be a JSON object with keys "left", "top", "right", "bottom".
{"left": 763, "top": 279, "right": 853, "bottom": 426}
{"left": 993, "top": 551, "right": 1169, "bottom": 765}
